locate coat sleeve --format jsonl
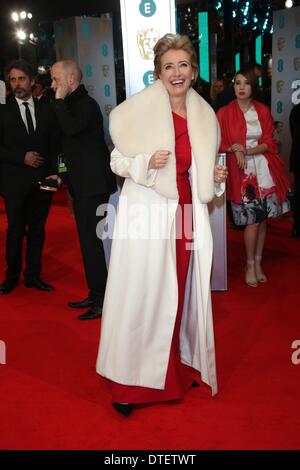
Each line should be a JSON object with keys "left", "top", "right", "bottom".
{"left": 110, "top": 147, "right": 157, "bottom": 187}
{"left": 48, "top": 114, "right": 62, "bottom": 176}
{"left": 213, "top": 122, "right": 225, "bottom": 197}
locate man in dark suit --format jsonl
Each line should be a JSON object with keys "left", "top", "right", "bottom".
{"left": 289, "top": 102, "right": 300, "bottom": 238}
{"left": 51, "top": 60, "right": 116, "bottom": 320}
{"left": 0, "top": 59, "right": 60, "bottom": 295}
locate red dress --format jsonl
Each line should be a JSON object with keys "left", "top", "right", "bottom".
{"left": 110, "top": 112, "right": 196, "bottom": 404}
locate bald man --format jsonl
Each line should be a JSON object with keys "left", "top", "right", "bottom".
{"left": 51, "top": 60, "right": 116, "bottom": 320}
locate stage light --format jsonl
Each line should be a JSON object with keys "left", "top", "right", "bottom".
{"left": 11, "top": 12, "right": 19, "bottom": 22}
{"left": 285, "top": 0, "right": 294, "bottom": 7}
{"left": 16, "top": 30, "right": 26, "bottom": 41}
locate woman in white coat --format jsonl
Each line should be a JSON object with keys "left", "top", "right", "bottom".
{"left": 96, "top": 33, "right": 227, "bottom": 416}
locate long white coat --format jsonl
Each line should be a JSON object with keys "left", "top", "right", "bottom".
{"left": 96, "top": 80, "right": 220, "bottom": 395}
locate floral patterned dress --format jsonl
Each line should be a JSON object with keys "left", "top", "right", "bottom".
{"left": 231, "top": 106, "right": 290, "bottom": 225}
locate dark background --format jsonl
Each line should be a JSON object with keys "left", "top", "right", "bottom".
{"left": 1, "top": 0, "right": 299, "bottom": 82}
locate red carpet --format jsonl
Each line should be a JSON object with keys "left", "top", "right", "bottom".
{"left": 0, "top": 190, "right": 300, "bottom": 450}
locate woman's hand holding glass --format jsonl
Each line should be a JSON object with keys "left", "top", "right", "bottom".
{"left": 214, "top": 164, "right": 228, "bottom": 183}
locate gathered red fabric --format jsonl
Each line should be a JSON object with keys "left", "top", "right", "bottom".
{"left": 217, "top": 99, "right": 290, "bottom": 204}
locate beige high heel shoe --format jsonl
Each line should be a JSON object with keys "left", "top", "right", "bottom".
{"left": 245, "top": 260, "right": 258, "bottom": 287}
{"left": 255, "top": 255, "right": 267, "bottom": 283}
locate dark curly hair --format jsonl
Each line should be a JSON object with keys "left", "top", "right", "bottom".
{"left": 4, "top": 59, "right": 36, "bottom": 82}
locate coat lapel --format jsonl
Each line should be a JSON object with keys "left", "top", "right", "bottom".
{"left": 33, "top": 98, "right": 42, "bottom": 137}
{"left": 11, "top": 98, "right": 29, "bottom": 137}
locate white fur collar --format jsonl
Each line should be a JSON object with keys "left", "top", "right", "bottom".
{"left": 109, "top": 79, "right": 220, "bottom": 202}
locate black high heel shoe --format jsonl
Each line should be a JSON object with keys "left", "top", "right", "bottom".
{"left": 113, "top": 403, "right": 133, "bottom": 416}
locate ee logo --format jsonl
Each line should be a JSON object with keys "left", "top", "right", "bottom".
{"left": 85, "top": 64, "right": 93, "bottom": 78}
{"left": 278, "top": 15, "right": 285, "bottom": 29}
{"left": 143, "top": 71, "right": 154, "bottom": 87}
{"left": 101, "top": 44, "right": 109, "bottom": 57}
{"left": 104, "top": 85, "right": 111, "bottom": 97}
{"left": 83, "top": 22, "right": 89, "bottom": 37}
{"left": 139, "top": 0, "right": 156, "bottom": 17}
{"left": 277, "top": 59, "right": 284, "bottom": 73}
{"left": 277, "top": 101, "right": 283, "bottom": 114}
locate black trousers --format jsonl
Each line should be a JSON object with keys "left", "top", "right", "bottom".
{"left": 3, "top": 185, "right": 52, "bottom": 282}
{"left": 293, "top": 172, "right": 300, "bottom": 233}
{"left": 72, "top": 193, "right": 110, "bottom": 301}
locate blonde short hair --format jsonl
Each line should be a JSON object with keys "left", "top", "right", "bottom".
{"left": 153, "top": 33, "right": 198, "bottom": 86}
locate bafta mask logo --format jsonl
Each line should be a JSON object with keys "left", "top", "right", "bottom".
{"left": 137, "top": 28, "right": 160, "bottom": 60}
{"left": 274, "top": 121, "right": 283, "bottom": 135}
{"left": 102, "top": 64, "right": 110, "bottom": 77}
{"left": 276, "top": 80, "right": 284, "bottom": 94}
{"left": 294, "top": 57, "right": 300, "bottom": 72}
{"left": 86, "top": 85, "right": 94, "bottom": 96}
{"left": 277, "top": 37, "right": 285, "bottom": 51}
{"left": 104, "top": 104, "right": 113, "bottom": 116}
{"left": 82, "top": 43, "right": 91, "bottom": 57}
{"left": 100, "top": 20, "right": 110, "bottom": 36}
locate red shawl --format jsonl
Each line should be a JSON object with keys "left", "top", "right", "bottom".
{"left": 217, "top": 100, "right": 290, "bottom": 204}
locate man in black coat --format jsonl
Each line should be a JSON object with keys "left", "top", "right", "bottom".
{"left": 51, "top": 60, "right": 117, "bottom": 320}
{"left": 0, "top": 59, "right": 60, "bottom": 294}
{"left": 289, "top": 102, "right": 300, "bottom": 238}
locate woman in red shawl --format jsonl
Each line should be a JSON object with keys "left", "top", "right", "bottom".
{"left": 217, "top": 67, "right": 290, "bottom": 287}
